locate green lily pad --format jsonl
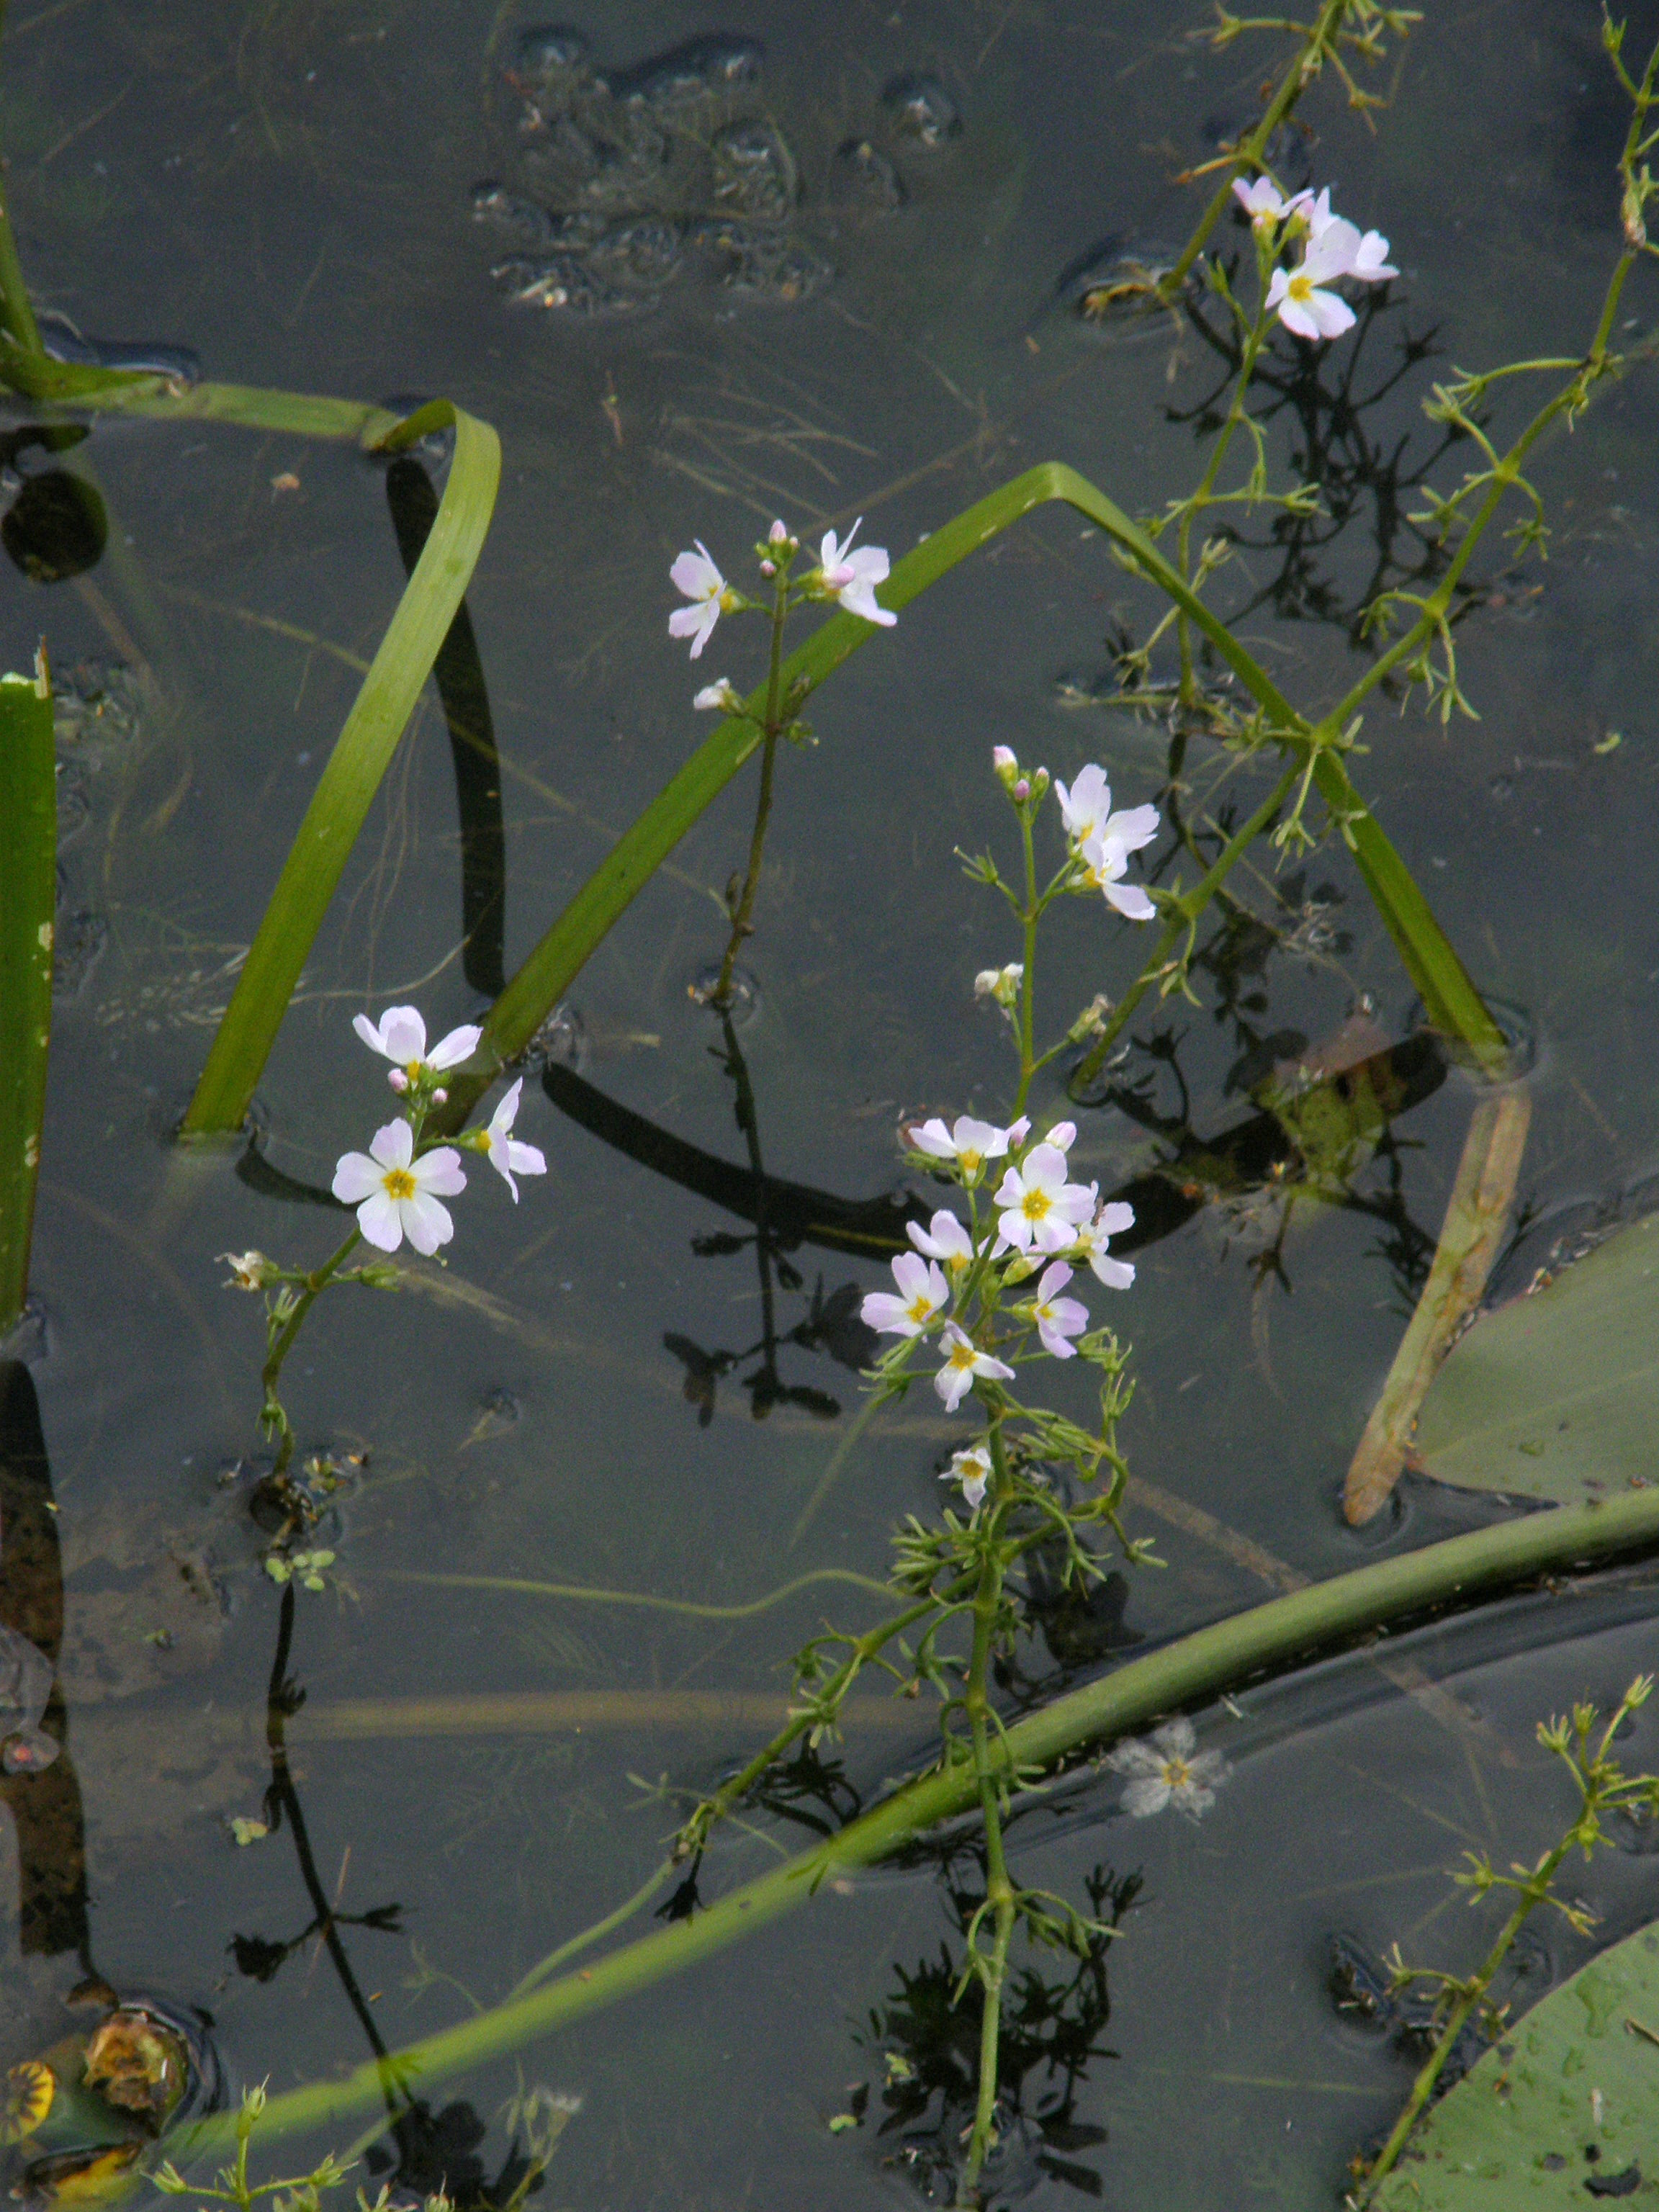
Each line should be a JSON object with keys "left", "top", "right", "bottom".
{"left": 1413, "top": 1213, "right": 1659, "bottom": 1506}
{"left": 1370, "top": 1921, "right": 1659, "bottom": 2208}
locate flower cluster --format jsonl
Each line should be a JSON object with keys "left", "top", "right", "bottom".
{"left": 981, "top": 750, "right": 1159, "bottom": 926}
{"left": 668, "top": 513, "right": 896, "bottom": 706}
{"left": 328, "top": 1007, "right": 547, "bottom": 1256}
{"left": 860, "top": 1112, "right": 1136, "bottom": 1439}
{"left": 1233, "top": 176, "right": 1398, "bottom": 342}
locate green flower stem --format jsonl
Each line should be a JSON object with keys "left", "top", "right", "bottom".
{"left": 1013, "top": 806, "right": 1042, "bottom": 1118}
{"left": 960, "top": 1454, "right": 1017, "bottom": 2204}
{"left": 1174, "top": 300, "right": 1274, "bottom": 708}
{"left": 1072, "top": 757, "right": 1303, "bottom": 1089}
{"left": 179, "top": 1488, "right": 1659, "bottom": 2163}
{"left": 1158, "top": 0, "right": 1355, "bottom": 301}
{"left": 259, "top": 1228, "right": 362, "bottom": 1475}
{"left": 713, "top": 567, "right": 791, "bottom": 1007}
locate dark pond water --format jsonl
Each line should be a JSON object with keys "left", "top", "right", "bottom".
{"left": 4, "top": 0, "right": 1659, "bottom": 2204}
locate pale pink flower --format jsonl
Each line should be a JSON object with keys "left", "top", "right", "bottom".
{"left": 816, "top": 521, "right": 896, "bottom": 628}
{"left": 1070, "top": 1200, "right": 1136, "bottom": 1291}
{"left": 861, "top": 1252, "right": 949, "bottom": 1338}
{"left": 1231, "top": 176, "right": 1310, "bottom": 236}
{"left": 353, "top": 1006, "right": 481, "bottom": 1086}
{"left": 1053, "top": 764, "right": 1159, "bottom": 860}
{"left": 993, "top": 1143, "right": 1096, "bottom": 1255}
{"left": 669, "top": 541, "right": 733, "bottom": 659}
{"left": 476, "top": 1079, "right": 547, "bottom": 1202}
{"left": 332, "top": 1120, "right": 467, "bottom": 1256}
{"left": 934, "top": 1323, "right": 1015, "bottom": 1412}
{"left": 693, "top": 678, "right": 742, "bottom": 712}
{"left": 944, "top": 1443, "right": 992, "bottom": 1512}
{"left": 1267, "top": 223, "right": 1360, "bottom": 341}
{"left": 1079, "top": 831, "right": 1156, "bottom": 921}
{"left": 1029, "top": 1261, "right": 1089, "bottom": 1359}
{"left": 1349, "top": 229, "right": 1398, "bottom": 282}
{"left": 908, "top": 1210, "right": 975, "bottom": 1272}
{"left": 909, "top": 1115, "right": 1018, "bottom": 1186}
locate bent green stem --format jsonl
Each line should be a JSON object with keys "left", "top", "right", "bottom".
{"left": 176, "top": 1488, "right": 1659, "bottom": 2162}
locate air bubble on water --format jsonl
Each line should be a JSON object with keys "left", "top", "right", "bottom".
{"left": 688, "top": 963, "right": 760, "bottom": 1026}
{"left": 518, "top": 1001, "right": 588, "bottom": 1071}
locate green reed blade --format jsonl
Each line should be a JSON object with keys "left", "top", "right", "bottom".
{"left": 432, "top": 459, "right": 1501, "bottom": 1131}
{"left": 1313, "top": 752, "right": 1509, "bottom": 1071}
{"left": 181, "top": 404, "right": 501, "bottom": 1134}
{"left": 187, "top": 1486, "right": 1659, "bottom": 2155}
{"left": 0, "top": 657, "right": 55, "bottom": 1334}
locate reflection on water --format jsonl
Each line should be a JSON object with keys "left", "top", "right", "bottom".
{"left": 2, "top": 0, "right": 1659, "bottom": 2203}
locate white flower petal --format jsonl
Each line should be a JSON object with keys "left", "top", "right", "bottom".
{"left": 356, "top": 1191, "right": 405, "bottom": 1252}
{"left": 377, "top": 1008, "right": 427, "bottom": 1064}
{"left": 426, "top": 1023, "right": 482, "bottom": 1070}
{"left": 369, "top": 1118, "right": 414, "bottom": 1169}
{"left": 331, "top": 1151, "right": 381, "bottom": 1204}
{"left": 412, "top": 1145, "right": 467, "bottom": 1197}
{"left": 400, "top": 1191, "right": 455, "bottom": 1256}
{"left": 1122, "top": 1775, "right": 1173, "bottom": 1818}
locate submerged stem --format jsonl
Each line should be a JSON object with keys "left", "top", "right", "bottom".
{"left": 1358, "top": 1838, "right": 1573, "bottom": 2200}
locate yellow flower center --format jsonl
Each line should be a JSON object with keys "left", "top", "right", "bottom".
{"left": 478, "top": 1130, "right": 495, "bottom": 1154}
{"left": 1022, "top": 1189, "right": 1052, "bottom": 1223}
{"left": 1287, "top": 273, "right": 1313, "bottom": 303}
{"left": 947, "top": 1341, "right": 976, "bottom": 1371}
{"left": 403, "top": 1059, "right": 423, "bottom": 1082}
{"left": 1161, "top": 1757, "right": 1191, "bottom": 1789}
{"left": 904, "top": 1291, "right": 934, "bottom": 1323}
{"left": 959, "top": 1148, "right": 984, "bottom": 1176}
{"left": 382, "top": 1168, "right": 418, "bottom": 1201}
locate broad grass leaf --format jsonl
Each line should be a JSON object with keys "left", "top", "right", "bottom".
{"left": 1415, "top": 1213, "right": 1659, "bottom": 1506}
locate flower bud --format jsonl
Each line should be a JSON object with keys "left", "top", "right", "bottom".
{"left": 387, "top": 1067, "right": 410, "bottom": 1094}
{"left": 768, "top": 518, "right": 788, "bottom": 544}
{"left": 973, "top": 963, "right": 1023, "bottom": 1016}
{"left": 693, "top": 678, "right": 742, "bottom": 714}
{"left": 218, "top": 1250, "right": 276, "bottom": 1292}
{"left": 1012, "top": 778, "right": 1030, "bottom": 802}
{"left": 432, "top": 1087, "right": 448, "bottom": 1105}
{"left": 991, "top": 745, "right": 1020, "bottom": 791}
{"left": 759, "top": 559, "right": 777, "bottom": 577}
{"left": 1032, "top": 765, "right": 1051, "bottom": 796}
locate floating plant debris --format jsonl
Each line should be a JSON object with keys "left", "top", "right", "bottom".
{"left": 477, "top": 27, "right": 960, "bottom": 315}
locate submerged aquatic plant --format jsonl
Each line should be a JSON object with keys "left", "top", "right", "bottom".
{"left": 1352, "top": 1676, "right": 1659, "bottom": 2203}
